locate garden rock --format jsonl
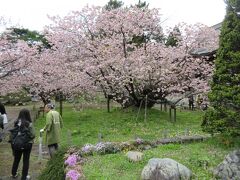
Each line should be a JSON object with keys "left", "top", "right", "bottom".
{"left": 141, "top": 158, "right": 192, "bottom": 180}
{"left": 143, "top": 145, "right": 152, "bottom": 150}
{"left": 126, "top": 151, "right": 143, "bottom": 162}
{"left": 213, "top": 149, "right": 240, "bottom": 179}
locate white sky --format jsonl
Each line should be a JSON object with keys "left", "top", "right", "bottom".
{"left": 0, "top": 0, "right": 226, "bottom": 32}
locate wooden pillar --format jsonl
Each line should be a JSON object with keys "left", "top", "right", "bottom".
{"left": 169, "top": 105, "right": 176, "bottom": 122}
{"left": 144, "top": 95, "right": 148, "bottom": 123}
{"left": 136, "top": 100, "right": 143, "bottom": 122}
{"left": 59, "top": 92, "right": 63, "bottom": 116}
{"left": 107, "top": 95, "right": 110, "bottom": 113}
{"left": 164, "top": 101, "right": 167, "bottom": 112}
{"left": 169, "top": 108, "right": 172, "bottom": 121}
{"left": 173, "top": 107, "right": 176, "bottom": 122}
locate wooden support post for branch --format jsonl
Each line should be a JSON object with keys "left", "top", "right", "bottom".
{"left": 174, "top": 107, "right": 176, "bottom": 122}
{"left": 59, "top": 91, "right": 63, "bottom": 117}
{"left": 169, "top": 104, "right": 177, "bottom": 122}
{"left": 164, "top": 101, "right": 167, "bottom": 112}
{"left": 169, "top": 108, "right": 172, "bottom": 121}
{"left": 60, "top": 98, "right": 63, "bottom": 117}
{"left": 107, "top": 95, "right": 110, "bottom": 113}
{"left": 144, "top": 95, "right": 148, "bottom": 123}
{"left": 136, "top": 100, "right": 143, "bottom": 122}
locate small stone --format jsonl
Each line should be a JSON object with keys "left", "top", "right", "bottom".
{"left": 126, "top": 151, "right": 143, "bottom": 162}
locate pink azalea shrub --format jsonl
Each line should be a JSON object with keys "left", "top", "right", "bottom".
{"left": 66, "top": 169, "right": 81, "bottom": 180}
{"left": 65, "top": 154, "right": 78, "bottom": 167}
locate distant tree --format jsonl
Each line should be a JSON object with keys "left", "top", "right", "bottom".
{"left": 202, "top": 0, "right": 240, "bottom": 136}
{"left": 105, "top": 0, "right": 124, "bottom": 10}
{"left": 0, "top": 23, "right": 89, "bottom": 109}
{"left": 165, "top": 26, "right": 181, "bottom": 47}
{"left": 129, "top": 1, "right": 163, "bottom": 46}
{"left": 6, "top": 27, "right": 51, "bottom": 49}
{"left": 0, "top": 32, "right": 37, "bottom": 81}
{"left": 135, "top": 0, "right": 149, "bottom": 9}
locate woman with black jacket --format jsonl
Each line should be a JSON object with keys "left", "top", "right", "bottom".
{"left": 10, "top": 109, "right": 35, "bottom": 180}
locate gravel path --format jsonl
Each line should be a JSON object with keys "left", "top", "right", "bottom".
{"left": 4, "top": 105, "right": 36, "bottom": 130}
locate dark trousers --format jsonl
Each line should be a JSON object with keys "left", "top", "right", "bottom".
{"left": 11, "top": 143, "right": 32, "bottom": 180}
{"left": 0, "top": 124, "right": 5, "bottom": 142}
{"left": 0, "top": 130, "right": 3, "bottom": 142}
{"left": 48, "top": 143, "right": 58, "bottom": 158}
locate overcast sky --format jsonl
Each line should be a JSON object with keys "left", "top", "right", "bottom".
{"left": 0, "top": 0, "right": 226, "bottom": 32}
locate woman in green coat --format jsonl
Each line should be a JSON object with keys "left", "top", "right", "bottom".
{"left": 40, "top": 103, "right": 63, "bottom": 158}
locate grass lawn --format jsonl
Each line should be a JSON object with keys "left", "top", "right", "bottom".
{"left": 83, "top": 140, "right": 232, "bottom": 179}
{"left": 35, "top": 105, "right": 205, "bottom": 146}
{"left": 34, "top": 104, "right": 240, "bottom": 179}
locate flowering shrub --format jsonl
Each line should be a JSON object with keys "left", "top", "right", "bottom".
{"left": 95, "top": 142, "right": 106, "bottom": 153}
{"left": 66, "top": 170, "right": 81, "bottom": 180}
{"left": 80, "top": 142, "right": 122, "bottom": 155}
{"left": 78, "top": 138, "right": 156, "bottom": 157}
{"left": 94, "top": 142, "right": 121, "bottom": 154}
{"left": 135, "top": 137, "right": 144, "bottom": 144}
{"left": 119, "top": 141, "right": 135, "bottom": 152}
{"left": 64, "top": 150, "right": 84, "bottom": 180}
{"left": 65, "top": 154, "right": 78, "bottom": 167}
{"left": 81, "top": 143, "right": 95, "bottom": 155}
{"left": 64, "top": 138, "right": 157, "bottom": 179}
{"left": 61, "top": 134, "right": 206, "bottom": 179}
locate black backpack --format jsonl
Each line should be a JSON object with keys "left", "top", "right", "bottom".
{"left": 9, "top": 126, "right": 33, "bottom": 151}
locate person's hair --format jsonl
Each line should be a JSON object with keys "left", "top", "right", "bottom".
{"left": 46, "top": 103, "right": 55, "bottom": 110}
{"left": 16, "top": 108, "right": 32, "bottom": 128}
{"left": 0, "top": 102, "right": 6, "bottom": 114}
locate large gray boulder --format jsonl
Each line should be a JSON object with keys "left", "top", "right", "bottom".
{"left": 213, "top": 150, "right": 240, "bottom": 179}
{"left": 141, "top": 158, "right": 192, "bottom": 180}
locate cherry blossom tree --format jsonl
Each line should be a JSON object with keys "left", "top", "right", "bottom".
{"left": 0, "top": 32, "right": 38, "bottom": 94}
{"left": 25, "top": 48, "right": 95, "bottom": 105}
{"left": 0, "top": 6, "right": 219, "bottom": 111}
{"left": 43, "top": 5, "right": 219, "bottom": 108}
{"left": 0, "top": 23, "right": 91, "bottom": 107}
